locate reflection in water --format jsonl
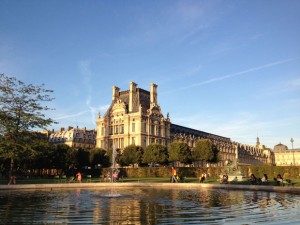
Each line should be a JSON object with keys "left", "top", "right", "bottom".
{"left": 0, "top": 187, "right": 300, "bottom": 224}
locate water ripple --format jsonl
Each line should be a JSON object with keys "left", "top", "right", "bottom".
{"left": 0, "top": 188, "right": 300, "bottom": 224}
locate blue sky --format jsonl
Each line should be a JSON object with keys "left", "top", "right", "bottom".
{"left": 1, "top": 0, "right": 299, "bottom": 149}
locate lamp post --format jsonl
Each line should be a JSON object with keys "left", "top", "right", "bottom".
{"left": 290, "top": 138, "right": 294, "bottom": 149}
{"left": 290, "top": 138, "right": 295, "bottom": 165}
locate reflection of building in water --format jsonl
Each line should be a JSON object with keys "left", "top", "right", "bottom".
{"left": 92, "top": 189, "right": 164, "bottom": 225}
{"left": 273, "top": 143, "right": 300, "bottom": 166}
{"left": 96, "top": 82, "right": 275, "bottom": 166}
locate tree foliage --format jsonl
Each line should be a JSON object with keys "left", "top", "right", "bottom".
{"left": 142, "top": 144, "right": 168, "bottom": 165}
{"left": 0, "top": 74, "right": 55, "bottom": 176}
{"left": 168, "top": 141, "right": 192, "bottom": 164}
{"left": 119, "top": 144, "right": 143, "bottom": 167}
{"left": 30, "top": 138, "right": 56, "bottom": 170}
{"left": 76, "top": 148, "right": 90, "bottom": 169}
{"left": 89, "top": 148, "right": 110, "bottom": 168}
{"left": 192, "top": 139, "right": 219, "bottom": 163}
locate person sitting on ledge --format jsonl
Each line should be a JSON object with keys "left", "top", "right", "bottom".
{"left": 231, "top": 176, "right": 238, "bottom": 183}
{"left": 274, "top": 174, "right": 283, "bottom": 185}
{"left": 250, "top": 174, "right": 257, "bottom": 185}
{"left": 220, "top": 174, "right": 228, "bottom": 184}
{"left": 261, "top": 174, "right": 268, "bottom": 183}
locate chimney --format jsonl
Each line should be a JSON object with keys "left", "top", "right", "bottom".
{"left": 150, "top": 83, "right": 158, "bottom": 105}
{"left": 129, "top": 81, "right": 137, "bottom": 112}
{"left": 112, "top": 86, "right": 120, "bottom": 101}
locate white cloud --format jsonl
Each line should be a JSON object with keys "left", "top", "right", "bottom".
{"left": 288, "top": 77, "right": 300, "bottom": 89}
{"left": 54, "top": 110, "right": 90, "bottom": 120}
{"left": 78, "top": 60, "right": 95, "bottom": 124}
{"left": 261, "top": 76, "right": 300, "bottom": 97}
{"left": 117, "top": 1, "right": 222, "bottom": 48}
{"left": 168, "top": 58, "right": 294, "bottom": 93}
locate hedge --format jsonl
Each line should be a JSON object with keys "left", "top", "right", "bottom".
{"left": 102, "top": 165, "right": 300, "bottom": 179}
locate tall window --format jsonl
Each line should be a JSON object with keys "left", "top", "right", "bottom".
{"left": 120, "top": 124, "right": 124, "bottom": 134}
{"left": 115, "top": 125, "right": 118, "bottom": 134}
{"left": 132, "top": 137, "right": 135, "bottom": 145}
{"left": 143, "top": 122, "right": 147, "bottom": 133}
{"left": 151, "top": 125, "right": 155, "bottom": 135}
{"left": 109, "top": 126, "right": 113, "bottom": 135}
{"left": 132, "top": 123, "right": 135, "bottom": 132}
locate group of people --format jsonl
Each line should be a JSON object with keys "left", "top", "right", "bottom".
{"left": 250, "top": 173, "right": 284, "bottom": 185}
{"left": 250, "top": 173, "right": 269, "bottom": 184}
{"left": 219, "top": 173, "right": 273, "bottom": 184}
{"left": 104, "top": 170, "right": 119, "bottom": 182}
{"left": 75, "top": 170, "right": 120, "bottom": 183}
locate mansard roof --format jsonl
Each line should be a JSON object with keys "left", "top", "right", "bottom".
{"left": 170, "top": 123, "right": 231, "bottom": 142}
{"left": 118, "top": 88, "right": 150, "bottom": 113}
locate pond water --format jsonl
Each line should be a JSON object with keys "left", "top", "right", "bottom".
{"left": 0, "top": 187, "right": 300, "bottom": 224}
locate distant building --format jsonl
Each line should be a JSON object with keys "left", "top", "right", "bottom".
{"left": 49, "top": 126, "right": 96, "bottom": 149}
{"left": 96, "top": 82, "right": 171, "bottom": 150}
{"left": 274, "top": 143, "right": 300, "bottom": 166}
{"left": 96, "top": 81, "right": 274, "bottom": 166}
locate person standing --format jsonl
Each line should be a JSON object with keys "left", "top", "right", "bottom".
{"left": 76, "top": 171, "right": 82, "bottom": 183}
{"left": 200, "top": 173, "right": 206, "bottom": 183}
{"left": 8, "top": 174, "right": 16, "bottom": 185}
{"left": 113, "top": 171, "right": 118, "bottom": 182}
{"left": 171, "top": 167, "right": 178, "bottom": 183}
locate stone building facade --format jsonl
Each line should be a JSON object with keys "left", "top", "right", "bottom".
{"left": 49, "top": 126, "right": 96, "bottom": 149}
{"left": 273, "top": 143, "right": 300, "bottom": 166}
{"left": 171, "top": 125, "right": 274, "bottom": 166}
{"left": 96, "top": 82, "right": 171, "bottom": 150}
{"left": 96, "top": 82, "right": 274, "bottom": 165}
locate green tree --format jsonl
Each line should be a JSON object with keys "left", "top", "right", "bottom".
{"left": 0, "top": 74, "right": 55, "bottom": 179}
{"left": 51, "top": 144, "right": 71, "bottom": 174}
{"left": 119, "top": 144, "right": 143, "bottom": 167}
{"left": 89, "top": 148, "right": 110, "bottom": 168}
{"left": 65, "top": 147, "right": 77, "bottom": 170}
{"left": 168, "top": 141, "right": 191, "bottom": 164}
{"left": 192, "top": 139, "right": 219, "bottom": 164}
{"left": 142, "top": 144, "right": 168, "bottom": 166}
{"left": 30, "top": 138, "right": 55, "bottom": 171}
{"left": 76, "top": 148, "right": 90, "bottom": 169}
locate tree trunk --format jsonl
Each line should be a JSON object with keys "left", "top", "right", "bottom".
{"left": 9, "top": 158, "right": 14, "bottom": 180}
